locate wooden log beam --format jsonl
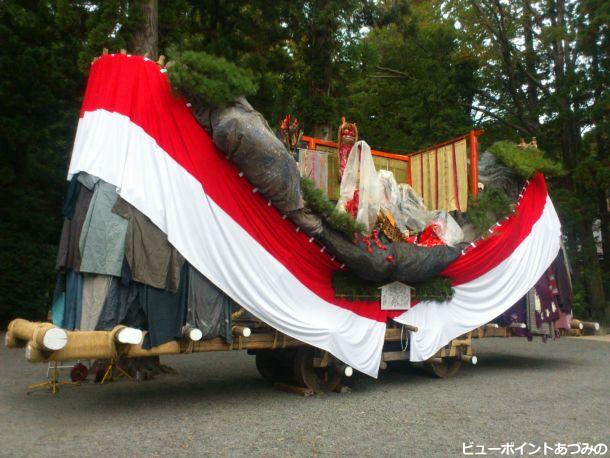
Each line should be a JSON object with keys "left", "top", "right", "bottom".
{"left": 509, "top": 323, "right": 527, "bottom": 329}
{"left": 232, "top": 326, "right": 251, "bottom": 337}
{"left": 581, "top": 321, "right": 599, "bottom": 331}
{"left": 571, "top": 319, "right": 584, "bottom": 330}
{"left": 451, "top": 339, "right": 471, "bottom": 347}
{"left": 312, "top": 351, "right": 332, "bottom": 368}
{"left": 461, "top": 354, "right": 478, "bottom": 365}
{"left": 7, "top": 319, "right": 68, "bottom": 351}
{"left": 116, "top": 327, "right": 144, "bottom": 345}
{"left": 384, "top": 325, "right": 418, "bottom": 342}
{"left": 26, "top": 328, "right": 124, "bottom": 362}
{"left": 124, "top": 340, "right": 181, "bottom": 358}
{"left": 125, "top": 333, "right": 305, "bottom": 358}
{"left": 182, "top": 325, "right": 203, "bottom": 342}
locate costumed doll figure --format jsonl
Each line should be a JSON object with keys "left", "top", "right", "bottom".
{"left": 337, "top": 117, "right": 358, "bottom": 178}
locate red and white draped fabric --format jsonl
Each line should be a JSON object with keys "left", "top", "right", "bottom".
{"left": 68, "top": 54, "right": 388, "bottom": 377}
{"left": 394, "top": 172, "right": 562, "bottom": 361}
{"left": 67, "top": 54, "right": 561, "bottom": 376}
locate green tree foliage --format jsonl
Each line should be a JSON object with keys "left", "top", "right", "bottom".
{"left": 167, "top": 49, "right": 257, "bottom": 108}
{"left": 467, "top": 189, "right": 513, "bottom": 235}
{"left": 164, "top": 1, "right": 297, "bottom": 125}
{"left": 342, "top": 1, "right": 477, "bottom": 152}
{"left": 300, "top": 177, "right": 365, "bottom": 236}
{"left": 0, "top": 0, "right": 190, "bottom": 326}
{"left": 332, "top": 270, "right": 454, "bottom": 303}
{"left": 447, "top": 0, "right": 608, "bottom": 319}
{"left": 0, "top": 0, "right": 88, "bottom": 326}
{"left": 487, "top": 141, "right": 564, "bottom": 179}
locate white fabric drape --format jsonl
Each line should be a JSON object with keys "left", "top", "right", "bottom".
{"left": 394, "top": 196, "right": 561, "bottom": 361}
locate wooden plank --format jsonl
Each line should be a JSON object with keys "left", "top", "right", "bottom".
{"left": 382, "top": 351, "right": 410, "bottom": 362}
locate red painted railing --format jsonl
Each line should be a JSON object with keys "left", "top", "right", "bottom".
{"left": 301, "top": 129, "right": 483, "bottom": 198}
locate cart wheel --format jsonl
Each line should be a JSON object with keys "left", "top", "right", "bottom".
{"left": 293, "top": 347, "right": 343, "bottom": 393}
{"left": 255, "top": 350, "right": 294, "bottom": 383}
{"left": 424, "top": 356, "right": 462, "bottom": 379}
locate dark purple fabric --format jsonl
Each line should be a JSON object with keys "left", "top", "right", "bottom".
{"left": 552, "top": 253, "right": 572, "bottom": 314}
{"left": 534, "top": 269, "right": 560, "bottom": 327}
{"left": 495, "top": 297, "right": 527, "bottom": 337}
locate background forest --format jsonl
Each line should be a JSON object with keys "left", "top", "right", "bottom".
{"left": 0, "top": 0, "right": 608, "bottom": 327}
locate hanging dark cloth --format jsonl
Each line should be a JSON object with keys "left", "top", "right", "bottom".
{"left": 112, "top": 198, "right": 184, "bottom": 292}
{"left": 62, "top": 269, "right": 83, "bottom": 330}
{"left": 77, "top": 175, "right": 128, "bottom": 277}
{"left": 525, "top": 288, "right": 552, "bottom": 337}
{"left": 183, "top": 264, "right": 234, "bottom": 343}
{"left": 551, "top": 252, "right": 572, "bottom": 314}
{"left": 61, "top": 174, "right": 81, "bottom": 219}
{"left": 140, "top": 265, "right": 188, "bottom": 349}
{"left": 121, "top": 290, "right": 147, "bottom": 330}
{"left": 495, "top": 297, "right": 527, "bottom": 337}
{"left": 534, "top": 270, "right": 560, "bottom": 327}
{"left": 56, "top": 185, "right": 94, "bottom": 271}
{"left": 50, "top": 273, "right": 66, "bottom": 328}
{"left": 95, "top": 277, "right": 139, "bottom": 331}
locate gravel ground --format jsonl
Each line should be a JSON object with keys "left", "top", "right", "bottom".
{"left": 0, "top": 334, "right": 608, "bottom": 457}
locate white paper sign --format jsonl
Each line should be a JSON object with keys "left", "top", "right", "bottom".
{"left": 380, "top": 281, "right": 412, "bottom": 310}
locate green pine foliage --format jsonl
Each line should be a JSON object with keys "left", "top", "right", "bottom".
{"left": 167, "top": 49, "right": 258, "bottom": 108}
{"left": 332, "top": 270, "right": 454, "bottom": 303}
{"left": 488, "top": 141, "right": 564, "bottom": 180}
{"left": 300, "top": 177, "right": 365, "bottom": 236}
{"left": 467, "top": 188, "right": 513, "bottom": 234}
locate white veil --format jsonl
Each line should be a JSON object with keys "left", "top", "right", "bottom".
{"left": 336, "top": 140, "right": 381, "bottom": 233}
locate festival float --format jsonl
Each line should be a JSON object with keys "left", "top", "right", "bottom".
{"left": 5, "top": 52, "right": 599, "bottom": 394}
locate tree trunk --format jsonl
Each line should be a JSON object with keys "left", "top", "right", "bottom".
{"left": 599, "top": 188, "right": 610, "bottom": 275}
{"left": 579, "top": 220, "right": 608, "bottom": 320}
{"left": 547, "top": 0, "right": 606, "bottom": 316}
{"left": 590, "top": 33, "right": 610, "bottom": 274}
{"left": 129, "top": 0, "right": 159, "bottom": 59}
{"left": 522, "top": 1, "right": 539, "bottom": 128}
